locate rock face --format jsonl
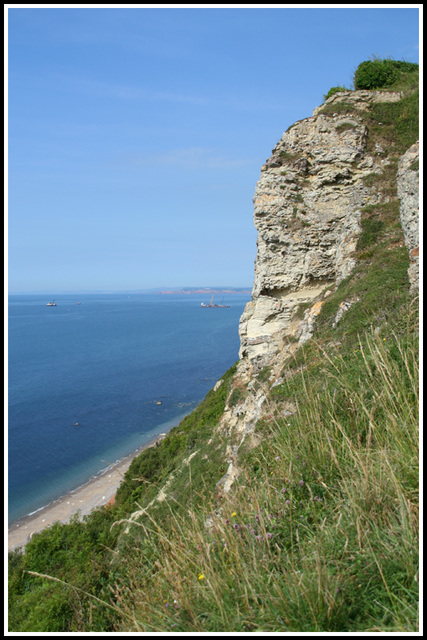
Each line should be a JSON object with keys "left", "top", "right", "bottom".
{"left": 397, "top": 141, "right": 420, "bottom": 293}
{"left": 239, "top": 90, "right": 399, "bottom": 372}
{"left": 216, "top": 89, "right": 419, "bottom": 495}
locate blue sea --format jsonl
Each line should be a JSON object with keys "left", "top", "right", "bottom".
{"left": 8, "top": 292, "right": 251, "bottom": 523}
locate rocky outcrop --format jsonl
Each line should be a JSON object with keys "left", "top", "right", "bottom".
{"left": 239, "top": 90, "right": 399, "bottom": 373}
{"left": 215, "top": 89, "right": 419, "bottom": 496}
{"left": 397, "top": 141, "right": 419, "bottom": 293}
{"left": 311, "top": 89, "right": 403, "bottom": 116}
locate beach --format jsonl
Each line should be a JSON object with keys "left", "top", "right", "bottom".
{"left": 8, "top": 434, "right": 166, "bottom": 552}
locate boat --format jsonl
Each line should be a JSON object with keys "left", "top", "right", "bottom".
{"left": 46, "top": 300, "right": 57, "bottom": 306}
{"left": 201, "top": 294, "right": 230, "bottom": 308}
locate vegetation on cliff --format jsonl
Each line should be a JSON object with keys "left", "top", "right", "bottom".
{"left": 8, "top": 61, "right": 419, "bottom": 632}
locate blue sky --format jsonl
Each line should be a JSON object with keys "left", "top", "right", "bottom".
{"left": 6, "top": 5, "right": 420, "bottom": 293}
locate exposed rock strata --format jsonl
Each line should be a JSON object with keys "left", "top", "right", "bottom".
{"left": 239, "top": 90, "right": 401, "bottom": 373}
{"left": 397, "top": 141, "right": 420, "bottom": 293}
{"left": 216, "top": 90, "right": 419, "bottom": 495}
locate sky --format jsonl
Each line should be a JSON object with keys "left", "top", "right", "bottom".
{"left": 6, "top": 5, "right": 420, "bottom": 293}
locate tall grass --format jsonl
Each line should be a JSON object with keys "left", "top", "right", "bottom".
{"left": 108, "top": 324, "right": 419, "bottom": 632}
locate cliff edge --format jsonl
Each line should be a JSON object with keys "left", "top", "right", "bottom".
{"left": 217, "top": 88, "right": 419, "bottom": 494}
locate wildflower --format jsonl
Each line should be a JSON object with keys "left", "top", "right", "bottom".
{"left": 281, "top": 487, "right": 286, "bottom": 493}
{"left": 231, "top": 512, "right": 237, "bottom": 517}
{"left": 266, "top": 533, "right": 273, "bottom": 539}
{"left": 233, "top": 523, "right": 240, "bottom": 531}
{"left": 198, "top": 573, "right": 205, "bottom": 581}
{"left": 270, "top": 471, "right": 274, "bottom": 475}
{"left": 275, "top": 456, "right": 280, "bottom": 461}
{"left": 225, "top": 519, "right": 230, "bottom": 525}
{"left": 299, "top": 480, "right": 304, "bottom": 487}
{"left": 286, "top": 500, "right": 291, "bottom": 505}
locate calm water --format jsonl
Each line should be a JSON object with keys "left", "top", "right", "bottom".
{"left": 8, "top": 293, "right": 250, "bottom": 523}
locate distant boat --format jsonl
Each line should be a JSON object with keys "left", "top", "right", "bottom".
{"left": 46, "top": 300, "right": 57, "bottom": 306}
{"left": 77, "top": 302, "right": 81, "bottom": 305}
{"left": 201, "top": 294, "right": 229, "bottom": 308}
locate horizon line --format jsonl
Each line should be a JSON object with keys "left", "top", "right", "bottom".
{"left": 8, "top": 286, "right": 253, "bottom": 296}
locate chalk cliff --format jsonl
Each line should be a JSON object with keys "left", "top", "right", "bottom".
{"left": 216, "top": 89, "right": 419, "bottom": 493}
{"left": 238, "top": 90, "right": 416, "bottom": 374}
{"left": 397, "top": 141, "right": 420, "bottom": 293}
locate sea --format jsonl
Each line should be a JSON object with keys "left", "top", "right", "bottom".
{"left": 7, "top": 292, "right": 251, "bottom": 524}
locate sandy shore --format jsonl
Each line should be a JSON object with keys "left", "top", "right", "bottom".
{"left": 8, "top": 433, "right": 166, "bottom": 552}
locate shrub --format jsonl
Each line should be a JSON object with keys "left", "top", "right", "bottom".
{"left": 353, "top": 57, "right": 418, "bottom": 91}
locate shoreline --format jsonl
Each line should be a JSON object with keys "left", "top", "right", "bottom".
{"left": 8, "top": 432, "right": 167, "bottom": 552}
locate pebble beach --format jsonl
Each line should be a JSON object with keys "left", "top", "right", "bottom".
{"left": 8, "top": 434, "right": 165, "bottom": 552}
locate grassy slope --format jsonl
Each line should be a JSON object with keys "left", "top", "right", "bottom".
{"left": 8, "top": 67, "right": 419, "bottom": 633}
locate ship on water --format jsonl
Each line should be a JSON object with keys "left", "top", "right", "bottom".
{"left": 201, "top": 294, "right": 229, "bottom": 308}
{"left": 46, "top": 300, "right": 57, "bottom": 306}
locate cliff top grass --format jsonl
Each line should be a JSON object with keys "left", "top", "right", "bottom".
{"left": 323, "top": 56, "right": 419, "bottom": 102}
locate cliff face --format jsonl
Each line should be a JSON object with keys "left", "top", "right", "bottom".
{"left": 397, "top": 141, "right": 420, "bottom": 293}
{"left": 216, "top": 90, "right": 419, "bottom": 493}
{"left": 238, "top": 90, "right": 414, "bottom": 374}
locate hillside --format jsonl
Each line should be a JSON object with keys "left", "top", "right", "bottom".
{"left": 8, "top": 60, "right": 419, "bottom": 633}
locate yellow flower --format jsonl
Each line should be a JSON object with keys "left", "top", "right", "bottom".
{"left": 198, "top": 573, "right": 205, "bottom": 581}
{"left": 231, "top": 512, "right": 237, "bottom": 517}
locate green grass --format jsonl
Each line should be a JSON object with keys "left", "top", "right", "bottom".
{"left": 108, "top": 323, "right": 419, "bottom": 632}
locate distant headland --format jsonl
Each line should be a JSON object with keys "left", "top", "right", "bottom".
{"left": 158, "top": 287, "right": 252, "bottom": 295}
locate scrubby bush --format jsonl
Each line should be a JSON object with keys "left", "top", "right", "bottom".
{"left": 354, "top": 58, "right": 398, "bottom": 89}
{"left": 354, "top": 57, "right": 418, "bottom": 90}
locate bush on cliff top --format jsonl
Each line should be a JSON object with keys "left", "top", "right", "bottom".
{"left": 354, "top": 57, "right": 418, "bottom": 90}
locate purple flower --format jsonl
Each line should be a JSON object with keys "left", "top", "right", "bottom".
{"left": 225, "top": 519, "right": 230, "bottom": 525}
{"left": 266, "top": 533, "right": 273, "bottom": 539}
{"left": 299, "top": 480, "right": 304, "bottom": 487}
{"left": 275, "top": 456, "right": 280, "bottom": 461}
{"left": 281, "top": 487, "right": 286, "bottom": 493}
{"left": 286, "top": 499, "right": 291, "bottom": 505}
{"left": 233, "top": 523, "right": 240, "bottom": 531}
